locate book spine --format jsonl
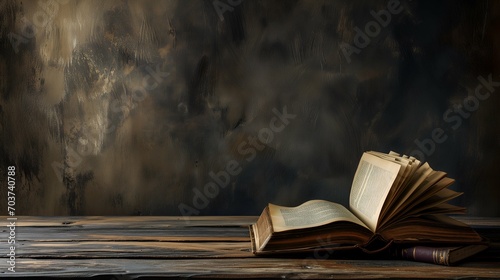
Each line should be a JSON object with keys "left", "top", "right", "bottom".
{"left": 399, "top": 246, "right": 451, "bottom": 265}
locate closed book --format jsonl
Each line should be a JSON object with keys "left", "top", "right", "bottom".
{"left": 397, "top": 245, "right": 488, "bottom": 265}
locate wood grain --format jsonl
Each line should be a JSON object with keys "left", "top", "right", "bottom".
{"left": 0, "top": 216, "right": 499, "bottom": 279}
{"left": 1, "top": 258, "right": 500, "bottom": 279}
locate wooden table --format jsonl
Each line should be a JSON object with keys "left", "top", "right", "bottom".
{"left": 1, "top": 216, "right": 499, "bottom": 279}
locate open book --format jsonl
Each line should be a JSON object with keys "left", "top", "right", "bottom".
{"left": 250, "top": 151, "right": 483, "bottom": 254}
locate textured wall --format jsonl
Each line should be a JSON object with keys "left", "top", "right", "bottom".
{"left": 0, "top": 0, "right": 499, "bottom": 216}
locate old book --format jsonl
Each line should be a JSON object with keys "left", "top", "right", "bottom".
{"left": 250, "top": 151, "right": 484, "bottom": 254}
{"left": 395, "top": 245, "right": 488, "bottom": 265}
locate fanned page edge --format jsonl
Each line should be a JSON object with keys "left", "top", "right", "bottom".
{"left": 252, "top": 206, "right": 274, "bottom": 252}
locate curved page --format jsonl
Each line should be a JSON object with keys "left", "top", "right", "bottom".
{"left": 269, "top": 200, "right": 369, "bottom": 232}
{"left": 349, "top": 153, "right": 401, "bottom": 231}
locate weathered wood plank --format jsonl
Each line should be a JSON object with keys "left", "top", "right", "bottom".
{"left": 7, "top": 216, "right": 257, "bottom": 227}
{"left": 14, "top": 241, "right": 253, "bottom": 259}
{"left": 11, "top": 226, "right": 250, "bottom": 242}
{"left": 2, "top": 216, "right": 253, "bottom": 243}
{"left": 1, "top": 258, "right": 499, "bottom": 279}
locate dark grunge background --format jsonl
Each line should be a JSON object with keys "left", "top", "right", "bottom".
{"left": 0, "top": 0, "right": 499, "bottom": 216}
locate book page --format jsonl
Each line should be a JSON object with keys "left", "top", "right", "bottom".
{"left": 391, "top": 171, "right": 448, "bottom": 218}
{"left": 268, "top": 200, "right": 369, "bottom": 232}
{"left": 367, "top": 151, "right": 418, "bottom": 222}
{"left": 349, "top": 153, "right": 401, "bottom": 232}
{"left": 379, "top": 162, "right": 432, "bottom": 223}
